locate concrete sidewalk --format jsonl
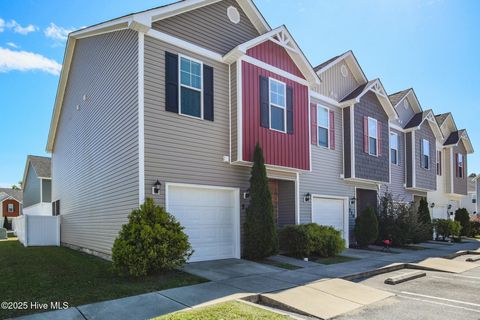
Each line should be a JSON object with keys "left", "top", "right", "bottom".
{"left": 15, "top": 239, "right": 480, "bottom": 320}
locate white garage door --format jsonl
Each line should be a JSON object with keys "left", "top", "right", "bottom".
{"left": 167, "top": 184, "right": 239, "bottom": 262}
{"left": 312, "top": 197, "right": 346, "bottom": 239}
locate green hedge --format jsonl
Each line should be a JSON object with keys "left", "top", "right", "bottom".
{"left": 279, "top": 223, "right": 345, "bottom": 258}
{"left": 433, "top": 219, "right": 461, "bottom": 240}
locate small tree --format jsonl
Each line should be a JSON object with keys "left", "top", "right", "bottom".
{"left": 454, "top": 208, "right": 471, "bottom": 237}
{"left": 244, "top": 143, "right": 278, "bottom": 259}
{"left": 2, "top": 216, "right": 9, "bottom": 230}
{"left": 416, "top": 198, "right": 433, "bottom": 242}
{"left": 112, "top": 198, "right": 193, "bottom": 277}
{"left": 354, "top": 205, "right": 379, "bottom": 247}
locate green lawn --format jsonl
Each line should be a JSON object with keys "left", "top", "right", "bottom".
{"left": 255, "top": 258, "right": 302, "bottom": 270}
{"left": 313, "top": 255, "right": 360, "bottom": 265}
{"left": 0, "top": 240, "right": 206, "bottom": 319}
{"left": 155, "top": 301, "right": 290, "bottom": 320}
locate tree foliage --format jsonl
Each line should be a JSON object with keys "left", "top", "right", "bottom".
{"left": 354, "top": 205, "right": 378, "bottom": 247}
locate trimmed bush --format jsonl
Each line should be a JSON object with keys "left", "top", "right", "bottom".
{"left": 112, "top": 198, "right": 193, "bottom": 277}
{"left": 279, "top": 223, "right": 344, "bottom": 258}
{"left": 416, "top": 198, "right": 433, "bottom": 242}
{"left": 471, "top": 221, "right": 480, "bottom": 237}
{"left": 2, "top": 217, "right": 9, "bottom": 230}
{"left": 433, "top": 219, "right": 462, "bottom": 241}
{"left": 244, "top": 143, "right": 278, "bottom": 259}
{"left": 454, "top": 208, "right": 471, "bottom": 237}
{"left": 354, "top": 205, "right": 378, "bottom": 247}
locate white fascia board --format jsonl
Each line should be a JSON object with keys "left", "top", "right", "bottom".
{"left": 241, "top": 55, "right": 309, "bottom": 85}
{"left": 150, "top": 0, "right": 222, "bottom": 22}
{"left": 309, "top": 90, "right": 341, "bottom": 107}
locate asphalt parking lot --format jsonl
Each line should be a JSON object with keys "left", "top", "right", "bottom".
{"left": 336, "top": 256, "right": 480, "bottom": 320}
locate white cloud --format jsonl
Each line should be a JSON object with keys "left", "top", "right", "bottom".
{"left": 6, "top": 42, "right": 19, "bottom": 48}
{"left": 5, "top": 19, "right": 38, "bottom": 35}
{"left": 0, "top": 18, "right": 5, "bottom": 32}
{"left": 0, "top": 47, "right": 62, "bottom": 75}
{"left": 44, "top": 23, "right": 74, "bottom": 42}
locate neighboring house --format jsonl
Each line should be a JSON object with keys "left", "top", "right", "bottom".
{"left": 0, "top": 188, "right": 23, "bottom": 226}
{"left": 45, "top": 0, "right": 475, "bottom": 262}
{"left": 460, "top": 175, "right": 477, "bottom": 215}
{"left": 428, "top": 113, "right": 474, "bottom": 219}
{"left": 21, "top": 155, "right": 52, "bottom": 216}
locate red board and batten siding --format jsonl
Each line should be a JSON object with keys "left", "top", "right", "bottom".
{"left": 241, "top": 60, "right": 310, "bottom": 170}
{"left": 247, "top": 41, "right": 304, "bottom": 78}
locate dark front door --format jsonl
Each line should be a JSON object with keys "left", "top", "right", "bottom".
{"left": 356, "top": 188, "right": 378, "bottom": 216}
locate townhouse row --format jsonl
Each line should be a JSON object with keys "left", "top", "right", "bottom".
{"left": 45, "top": 0, "right": 474, "bottom": 262}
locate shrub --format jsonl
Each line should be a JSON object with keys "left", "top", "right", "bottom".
{"left": 377, "top": 193, "right": 411, "bottom": 246}
{"left": 354, "top": 205, "right": 378, "bottom": 247}
{"left": 279, "top": 223, "right": 344, "bottom": 258}
{"left": 433, "top": 219, "right": 462, "bottom": 241}
{"left": 416, "top": 198, "right": 433, "bottom": 242}
{"left": 244, "top": 143, "right": 278, "bottom": 259}
{"left": 454, "top": 208, "right": 471, "bottom": 237}
{"left": 471, "top": 221, "right": 480, "bottom": 237}
{"left": 112, "top": 198, "right": 193, "bottom": 277}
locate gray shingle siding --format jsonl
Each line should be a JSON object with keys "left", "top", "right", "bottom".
{"left": 23, "top": 163, "right": 40, "bottom": 207}
{"left": 414, "top": 121, "right": 436, "bottom": 191}
{"left": 152, "top": 0, "right": 260, "bottom": 55}
{"left": 452, "top": 141, "right": 468, "bottom": 195}
{"left": 380, "top": 129, "right": 413, "bottom": 203}
{"left": 343, "top": 107, "right": 352, "bottom": 178}
{"left": 52, "top": 29, "right": 139, "bottom": 255}
{"left": 354, "top": 92, "right": 389, "bottom": 183}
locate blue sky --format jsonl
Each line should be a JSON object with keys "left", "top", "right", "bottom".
{"left": 0, "top": 0, "right": 479, "bottom": 187}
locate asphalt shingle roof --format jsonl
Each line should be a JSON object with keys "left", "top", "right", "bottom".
{"left": 340, "top": 80, "right": 376, "bottom": 102}
{"left": 404, "top": 110, "right": 433, "bottom": 129}
{"left": 444, "top": 129, "right": 465, "bottom": 146}
{"left": 388, "top": 89, "right": 410, "bottom": 107}
{"left": 28, "top": 155, "right": 51, "bottom": 178}
{"left": 0, "top": 188, "right": 23, "bottom": 202}
{"left": 313, "top": 54, "right": 342, "bottom": 72}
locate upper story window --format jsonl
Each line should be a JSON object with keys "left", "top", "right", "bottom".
{"left": 317, "top": 106, "right": 330, "bottom": 148}
{"left": 457, "top": 153, "right": 464, "bottom": 178}
{"left": 390, "top": 132, "right": 398, "bottom": 165}
{"left": 368, "top": 117, "right": 378, "bottom": 156}
{"left": 436, "top": 150, "right": 442, "bottom": 176}
{"left": 179, "top": 56, "right": 203, "bottom": 118}
{"left": 269, "top": 78, "right": 286, "bottom": 132}
{"left": 7, "top": 203, "right": 14, "bottom": 213}
{"left": 421, "top": 139, "right": 430, "bottom": 169}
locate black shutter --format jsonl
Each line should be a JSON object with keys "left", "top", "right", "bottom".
{"left": 259, "top": 75, "right": 269, "bottom": 128}
{"left": 203, "top": 64, "right": 214, "bottom": 121}
{"left": 286, "top": 85, "right": 293, "bottom": 134}
{"left": 165, "top": 52, "right": 178, "bottom": 113}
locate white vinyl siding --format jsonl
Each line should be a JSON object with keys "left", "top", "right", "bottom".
{"left": 269, "top": 78, "right": 286, "bottom": 133}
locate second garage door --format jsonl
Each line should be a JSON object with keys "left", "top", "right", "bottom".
{"left": 312, "top": 197, "right": 347, "bottom": 240}
{"left": 166, "top": 184, "right": 240, "bottom": 262}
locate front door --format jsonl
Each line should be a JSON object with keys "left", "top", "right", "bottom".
{"left": 356, "top": 188, "right": 378, "bottom": 216}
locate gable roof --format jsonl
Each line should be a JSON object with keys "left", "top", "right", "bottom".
{"left": 223, "top": 25, "right": 319, "bottom": 84}
{"left": 388, "top": 89, "right": 410, "bottom": 107}
{"left": 339, "top": 79, "right": 397, "bottom": 119}
{"left": 0, "top": 188, "right": 23, "bottom": 203}
{"left": 435, "top": 113, "right": 450, "bottom": 127}
{"left": 388, "top": 88, "right": 422, "bottom": 115}
{"left": 444, "top": 129, "right": 474, "bottom": 153}
{"left": 22, "top": 155, "right": 51, "bottom": 190}
{"left": 403, "top": 109, "right": 443, "bottom": 139}
{"left": 46, "top": 0, "right": 271, "bottom": 152}
{"left": 313, "top": 50, "right": 368, "bottom": 84}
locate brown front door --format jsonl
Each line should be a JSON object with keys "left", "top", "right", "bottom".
{"left": 268, "top": 180, "right": 279, "bottom": 224}
{"left": 356, "top": 188, "right": 378, "bottom": 216}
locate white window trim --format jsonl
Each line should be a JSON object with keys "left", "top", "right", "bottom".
{"left": 368, "top": 117, "right": 378, "bottom": 157}
{"left": 390, "top": 132, "right": 399, "bottom": 165}
{"left": 317, "top": 104, "right": 330, "bottom": 148}
{"left": 268, "top": 77, "right": 287, "bottom": 133}
{"left": 422, "top": 139, "right": 430, "bottom": 170}
{"left": 7, "top": 203, "right": 14, "bottom": 213}
{"left": 178, "top": 54, "right": 204, "bottom": 120}
{"left": 436, "top": 150, "right": 442, "bottom": 176}
{"left": 458, "top": 153, "right": 464, "bottom": 178}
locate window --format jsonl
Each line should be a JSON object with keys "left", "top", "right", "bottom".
{"left": 179, "top": 56, "right": 202, "bottom": 118}
{"left": 317, "top": 106, "right": 329, "bottom": 148}
{"left": 458, "top": 153, "right": 464, "bottom": 178}
{"left": 436, "top": 150, "right": 442, "bottom": 175}
{"left": 269, "top": 78, "right": 286, "bottom": 132}
{"left": 390, "top": 132, "right": 398, "bottom": 165}
{"left": 7, "top": 203, "right": 14, "bottom": 213}
{"left": 422, "top": 139, "right": 430, "bottom": 169}
{"left": 368, "top": 118, "right": 378, "bottom": 156}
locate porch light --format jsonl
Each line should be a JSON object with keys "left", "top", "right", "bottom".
{"left": 350, "top": 197, "right": 356, "bottom": 205}
{"left": 152, "top": 180, "right": 161, "bottom": 195}
{"left": 447, "top": 204, "right": 452, "bottom": 210}
{"left": 430, "top": 202, "right": 435, "bottom": 208}
{"left": 303, "top": 193, "right": 311, "bottom": 202}
{"left": 243, "top": 190, "right": 250, "bottom": 199}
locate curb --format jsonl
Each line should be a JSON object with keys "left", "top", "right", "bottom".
{"left": 384, "top": 271, "right": 426, "bottom": 285}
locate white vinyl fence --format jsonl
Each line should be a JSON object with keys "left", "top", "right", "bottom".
{"left": 13, "top": 215, "right": 60, "bottom": 246}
